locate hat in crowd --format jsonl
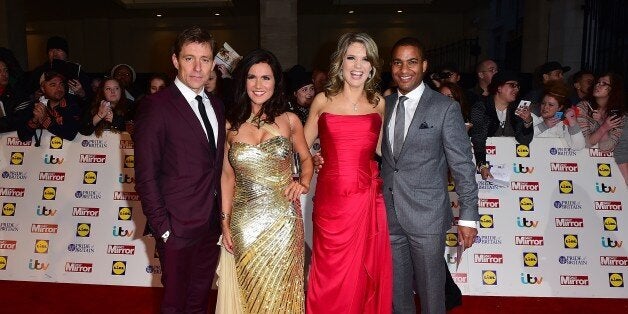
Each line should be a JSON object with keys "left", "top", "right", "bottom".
{"left": 47, "top": 36, "right": 69, "bottom": 56}
{"left": 111, "top": 63, "right": 137, "bottom": 83}
{"left": 488, "top": 70, "right": 520, "bottom": 94}
{"left": 539, "top": 61, "right": 571, "bottom": 75}
{"left": 287, "top": 65, "right": 312, "bottom": 93}
{"left": 39, "top": 70, "right": 65, "bottom": 85}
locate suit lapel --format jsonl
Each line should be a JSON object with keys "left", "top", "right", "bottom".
{"left": 398, "top": 87, "right": 433, "bottom": 158}
{"left": 382, "top": 93, "right": 397, "bottom": 164}
{"left": 168, "top": 87, "right": 211, "bottom": 153}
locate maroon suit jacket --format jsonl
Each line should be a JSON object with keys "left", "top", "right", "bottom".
{"left": 133, "top": 84, "right": 225, "bottom": 239}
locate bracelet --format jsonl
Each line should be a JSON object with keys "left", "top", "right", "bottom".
{"left": 220, "top": 211, "right": 230, "bottom": 220}
{"left": 478, "top": 164, "right": 490, "bottom": 171}
{"left": 97, "top": 113, "right": 104, "bottom": 119}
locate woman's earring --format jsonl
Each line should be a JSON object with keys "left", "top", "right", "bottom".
{"left": 369, "top": 68, "right": 376, "bottom": 79}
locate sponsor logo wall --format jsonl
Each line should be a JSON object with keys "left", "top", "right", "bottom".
{"left": 442, "top": 137, "right": 626, "bottom": 298}
{"left": 1, "top": 133, "right": 626, "bottom": 298}
{"left": 0, "top": 132, "right": 154, "bottom": 286}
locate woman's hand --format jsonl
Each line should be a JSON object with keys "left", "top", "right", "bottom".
{"left": 564, "top": 108, "right": 577, "bottom": 125}
{"left": 68, "top": 79, "right": 85, "bottom": 98}
{"left": 515, "top": 107, "right": 532, "bottom": 124}
{"left": 97, "top": 100, "right": 110, "bottom": 118}
{"left": 104, "top": 110, "right": 114, "bottom": 123}
{"left": 284, "top": 181, "right": 308, "bottom": 202}
{"left": 601, "top": 115, "right": 622, "bottom": 132}
{"left": 221, "top": 227, "right": 234, "bottom": 254}
{"left": 592, "top": 110, "right": 604, "bottom": 124}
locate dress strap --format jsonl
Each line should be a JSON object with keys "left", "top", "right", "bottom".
{"left": 246, "top": 113, "right": 282, "bottom": 137}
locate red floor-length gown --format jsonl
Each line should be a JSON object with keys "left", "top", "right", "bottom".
{"left": 306, "top": 112, "right": 392, "bottom": 314}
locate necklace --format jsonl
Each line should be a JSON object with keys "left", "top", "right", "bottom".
{"left": 343, "top": 93, "right": 360, "bottom": 112}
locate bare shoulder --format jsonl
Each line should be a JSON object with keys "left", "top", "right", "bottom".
{"left": 375, "top": 93, "right": 386, "bottom": 114}
{"left": 283, "top": 111, "right": 304, "bottom": 128}
{"left": 309, "top": 92, "right": 331, "bottom": 116}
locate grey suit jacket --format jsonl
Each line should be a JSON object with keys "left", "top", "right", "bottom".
{"left": 381, "top": 86, "right": 479, "bottom": 236}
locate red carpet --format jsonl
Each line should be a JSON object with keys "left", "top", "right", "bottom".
{"left": 1, "top": 280, "right": 626, "bottom": 313}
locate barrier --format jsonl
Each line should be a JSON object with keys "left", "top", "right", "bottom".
{"left": 0, "top": 131, "right": 626, "bottom": 297}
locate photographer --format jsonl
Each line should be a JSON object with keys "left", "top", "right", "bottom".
{"left": 15, "top": 71, "right": 81, "bottom": 143}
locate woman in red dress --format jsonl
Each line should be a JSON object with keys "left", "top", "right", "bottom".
{"left": 303, "top": 32, "right": 392, "bottom": 314}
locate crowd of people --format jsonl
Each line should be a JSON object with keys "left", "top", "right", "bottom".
{"left": 0, "top": 26, "right": 626, "bottom": 314}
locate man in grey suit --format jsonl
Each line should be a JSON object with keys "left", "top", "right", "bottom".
{"left": 381, "top": 37, "right": 479, "bottom": 313}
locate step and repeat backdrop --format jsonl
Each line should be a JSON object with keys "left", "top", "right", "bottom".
{"left": 0, "top": 131, "right": 626, "bottom": 298}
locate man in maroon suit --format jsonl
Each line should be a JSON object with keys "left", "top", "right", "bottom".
{"left": 133, "top": 26, "right": 225, "bottom": 313}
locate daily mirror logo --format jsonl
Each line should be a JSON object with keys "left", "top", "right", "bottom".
{"left": 6, "top": 137, "right": 31, "bottom": 146}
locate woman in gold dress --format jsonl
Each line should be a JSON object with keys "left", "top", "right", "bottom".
{"left": 217, "top": 49, "right": 313, "bottom": 313}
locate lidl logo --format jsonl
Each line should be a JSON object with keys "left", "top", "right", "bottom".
{"left": 480, "top": 214, "right": 494, "bottom": 228}
{"left": 0, "top": 256, "right": 6, "bottom": 270}
{"left": 2, "top": 203, "right": 15, "bottom": 216}
{"left": 445, "top": 233, "right": 458, "bottom": 247}
{"left": 597, "top": 163, "right": 611, "bottom": 177}
{"left": 447, "top": 180, "right": 455, "bottom": 192}
{"left": 609, "top": 273, "right": 624, "bottom": 287}
{"left": 34, "top": 239, "right": 49, "bottom": 254}
{"left": 83, "top": 171, "right": 97, "bottom": 184}
{"left": 124, "top": 155, "right": 134, "bottom": 168}
{"left": 559, "top": 180, "right": 573, "bottom": 194}
{"left": 49, "top": 136, "right": 63, "bottom": 149}
{"left": 516, "top": 144, "right": 529, "bottom": 157}
{"left": 564, "top": 234, "right": 579, "bottom": 249}
{"left": 112, "top": 261, "right": 126, "bottom": 275}
{"left": 10, "top": 152, "right": 23, "bottom": 165}
{"left": 523, "top": 252, "right": 538, "bottom": 267}
{"left": 118, "top": 207, "right": 132, "bottom": 220}
{"left": 76, "top": 223, "right": 91, "bottom": 237}
{"left": 42, "top": 187, "right": 56, "bottom": 200}
{"left": 604, "top": 217, "right": 618, "bottom": 231}
{"left": 519, "top": 197, "right": 534, "bottom": 211}
{"left": 482, "top": 270, "right": 497, "bottom": 285}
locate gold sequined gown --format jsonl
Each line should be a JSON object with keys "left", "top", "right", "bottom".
{"left": 228, "top": 135, "right": 304, "bottom": 314}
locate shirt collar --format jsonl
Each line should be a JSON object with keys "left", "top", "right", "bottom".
{"left": 397, "top": 82, "right": 425, "bottom": 102}
{"left": 174, "top": 77, "right": 207, "bottom": 103}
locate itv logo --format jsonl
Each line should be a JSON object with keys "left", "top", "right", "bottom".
{"left": 43, "top": 154, "right": 64, "bottom": 165}
{"left": 28, "top": 259, "right": 49, "bottom": 271}
{"left": 513, "top": 163, "right": 534, "bottom": 174}
{"left": 601, "top": 237, "right": 623, "bottom": 248}
{"left": 35, "top": 206, "right": 57, "bottom": 216}
{"left": 112, "top": 226, "right": 134, "bottom": 237}
{"left": 516, "top": 217, "right": 538, "bottom": 228}
{"left": 595, "top": 183, "right": 616, "bottom": 193}
{"left": 520, "top": 273, "right": 543, "bottom": 284}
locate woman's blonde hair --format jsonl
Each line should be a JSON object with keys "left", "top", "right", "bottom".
{"left": 325, "top": 32, "right": 381, "bottom": 105}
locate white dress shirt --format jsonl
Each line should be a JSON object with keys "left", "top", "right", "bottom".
{"left": 174, "top": 78, "right": 218, "bottom": 146}
{"left": 389, "top": 82, "right": 477, "bottom": 229}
